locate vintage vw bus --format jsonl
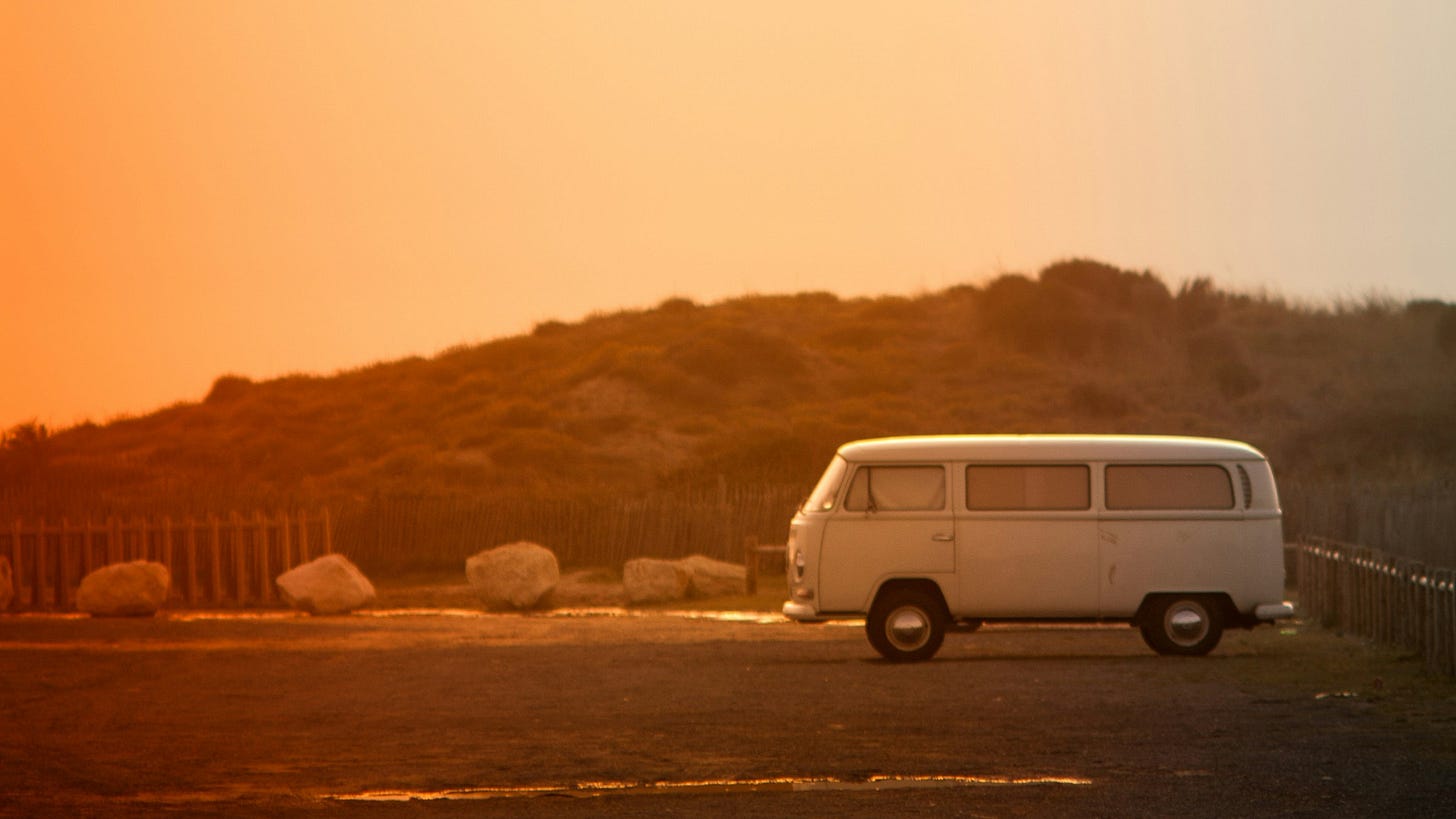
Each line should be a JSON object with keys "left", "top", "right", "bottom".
{"left": 783, "top": 435, "right": 1293, "bottom": 661}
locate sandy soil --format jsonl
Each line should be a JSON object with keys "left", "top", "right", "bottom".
{"left": 2, "top": 601, "right": 1455, "bottom": 817}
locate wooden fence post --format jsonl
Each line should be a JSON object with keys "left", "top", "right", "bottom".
{"left": 232, "top": 512, "right": 247, "bottom": 606}
{"left": 279, "top": 510, "right": 293, "bottom": 572}
{"left": 744, "top": 535, "right": 758, "bottom": 595}
{"left": 1441, "top": 571, "right": 1456, "bottom": 678}
{"left": 184, "top": 519, "right": 198, "bottom": 605}
{"left": 9, "top": 519, "right": 21, "bottom": 611}
{"left": 57, "top": 518, "right": 72, "bottom": 610}
{"left": 1428, "top": 571, "right": 1443, "bottom": 676}
{"left": 209, "top": 515, "right": 223, "bottom": 605}
{"left": 162, "top": 517, "right": 174, "bottom": 577}
{"left": 107, "top": 517, "right": 121, "bottom": 565}
{"left": 257, "top": 511, "right": 274, "bottom": 603}
{"left": 33, "top": 517, "right": 46, "bottom": 610}
{"left": 297, "top": 509, "right": 310, "bottom": 564}
{"left": 82, "top": 517, "right": 95, "bottom": 580}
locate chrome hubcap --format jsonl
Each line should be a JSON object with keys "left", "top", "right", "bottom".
{"left": 1165, "top": 602, "right": 1209, "bottom": 646}
{"left": 886, "top": 607, "right": 930, "bottom": 651}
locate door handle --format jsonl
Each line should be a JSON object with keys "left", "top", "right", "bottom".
{"left": 931, "top": 533, "right": 954, "bottom": 542}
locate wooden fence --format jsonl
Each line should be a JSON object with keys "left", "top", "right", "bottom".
{"left": 1297, "top": 535, "right": 1456, "bottom": 677}
{"left": 335, "top": 486, "right": 803, "bottom": 574}
{"left": 1, "top": 510, "right": 332, "bottom": 612}
{"left": 743, "top": 535, "right": 786, "bottom": 594}
{"left": 1282, "top": 480, "right": 1456, "bottom": 568}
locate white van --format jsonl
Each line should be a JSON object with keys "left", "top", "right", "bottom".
{"left": 783, "top": 435, "right": 1294, "bottom": 661}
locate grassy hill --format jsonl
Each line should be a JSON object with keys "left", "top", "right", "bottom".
{"left": 5, "top": 259, "right": 1455, "bottom": 569}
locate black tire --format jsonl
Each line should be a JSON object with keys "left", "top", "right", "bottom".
{"left": 1140, "top": 595, "right": 1224, "bottom": 656}
{"left": 866, "top": 587, "right": 946, "bottom": 662}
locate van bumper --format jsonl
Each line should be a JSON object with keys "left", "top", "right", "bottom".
{"left": 1254, "top": 601, "right": 1295, "bottom": 621}
{"left": 782, "top": 601, "right": 822, "bottom": 622}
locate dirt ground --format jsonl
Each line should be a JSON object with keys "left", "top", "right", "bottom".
{"left": 3, "top": 587, "right": 1456, "bottom": 817}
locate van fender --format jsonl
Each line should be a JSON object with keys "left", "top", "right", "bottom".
{"left": 868, "top": 578, "right": 952, "bottom": 621}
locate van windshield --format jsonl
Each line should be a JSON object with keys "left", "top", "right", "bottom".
{"left": 803, "top": 456, "right": 849, "bottom": 512}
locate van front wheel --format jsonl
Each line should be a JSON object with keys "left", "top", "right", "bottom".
{"left": 867, "top": 588, "right": 946, "bottom": 662}
{"left": 1141, "top": 596, "right": 1223, "bottom": 656}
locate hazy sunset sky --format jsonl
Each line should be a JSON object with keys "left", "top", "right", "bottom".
{"left": 3, "top": 1, "right": 1454, "bottom": 430}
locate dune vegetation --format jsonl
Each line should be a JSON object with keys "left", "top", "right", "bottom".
{"left": 4, "top": 259, "right": 1455, "bottom": 571}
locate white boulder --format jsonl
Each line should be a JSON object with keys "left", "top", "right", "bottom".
{"left": 466, "top": 542, "right": 560, "bottom": 610}
{"left": 623, "top": 557, "right": 691, "bottom": 604}
{"left": 0, "top": 555, "right": 12, "bottom": 610}
{"left": 276, "top": 554, "right": 377, "bottom": 615}
{"left": 678, "top": 554, "right": 748, "bottom": 598}
{"left": 76, "top": 561, "right": 170, "bottom": 617}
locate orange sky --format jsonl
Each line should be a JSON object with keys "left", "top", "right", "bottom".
{"left": 3, "top": 2, "right": 1454, "bottom": 429}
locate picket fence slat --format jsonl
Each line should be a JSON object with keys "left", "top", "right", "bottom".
{"left": 0, "top": 510, "right": 331, "bottom": 612}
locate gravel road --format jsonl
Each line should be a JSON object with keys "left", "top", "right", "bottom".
{"left": 2, "top": 609, "right": 1453, "bottom": 817}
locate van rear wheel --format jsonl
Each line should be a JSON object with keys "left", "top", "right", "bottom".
{"left": 867, "top": 588, "right": 946, "bottom": 662}
{"left": 1141, "top": 596, "right": 1223, "bottom": 656}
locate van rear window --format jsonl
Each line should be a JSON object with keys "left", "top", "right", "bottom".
{"left": 966, "top": 465, "right": 1090, "bottom": 510}
{"left": 1105, "top": 465, "right": 1234, "bottom": 510}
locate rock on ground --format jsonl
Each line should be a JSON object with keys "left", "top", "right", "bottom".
{"left": 677, "top": 554, "right": 748, "bottom": 598}
{"left": 623, "top": 557, "right": 692, "bottom": 604}
{"left": 275, "top": 554, "right": 377, "bottom": 615}
{"left": 76, "top": 561, "right": 170, "bottom": 617}
{"left": 546, "top": 568, "right": 629, "bottom": 608}
{"left": 0, "top": 555, "right": 12, "bottom": 610}
{"left": 466, "top": 542, "right": 560, "bottom": 610}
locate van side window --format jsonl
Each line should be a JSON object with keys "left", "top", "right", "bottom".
{"left": 966, "top": 465, "right": 1090, "bottom": 510}
{"left": 843, "top": 466, "right": 946, "bottom": 512}
{"left": 1105, "top": 465, "right": 1234, "bottom": 510}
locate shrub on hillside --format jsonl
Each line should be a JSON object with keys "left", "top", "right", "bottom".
{"left": 684, "top": 423, "right": 838, "bottom": 487}
{"left": 531, "top": 319, "right": 569, "bottom": 337}
{"left": 204, "top": 374, "right": 253, "bottom": 404}
{"left": 1066, "top": 383, "right": 1134, "bottom": 419}
{"left": 497, "top": 400, "right": 551, "bottom": 429}
{"left": 488, "top": 429, "right": 580, "bottom": 472}
{"left": 656, "top": 296, "right": 698, "bottom": 313}
{"left": 977, "top": 274, "right": 1093, "bottom": 358}
{"left": 1040, "top": 258, "right": 1173, "bottom": 317}
{"left": 1435, "top": 304, "right": 1456, "bottom": 358}
{"left": 817, "top": 320, "right": 910, "bottom": 353}
{"left": 1185, "top": 330, "right": 1261, "bottom": 400}
{"left": 1175, "top": 277, "right": 1221, "bottom": 330}
{"left": 0, "top": 421, "right": 51, "bottom": 483}
{"left": 665, "top": 324, "right": 805, "bottom": 385}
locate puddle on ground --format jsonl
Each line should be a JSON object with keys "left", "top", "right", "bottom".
{"left": 357, "top": 607, "right": 798, "bottom": 624}
{"left": 1, "top": 607, "right": 804, "bottom": 624}
{"left": 328, "top": 772, "right": 1094, "bottom": 802}
{"left": 5, "top": 608, "right": 1132, "bottom": 631}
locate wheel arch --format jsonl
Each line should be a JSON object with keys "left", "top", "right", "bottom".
{"left": 1133, "top": 591, "right": 1238, "bottom": 627}
{"left": 871, "top": 578, "right": 951, "bottom": 620}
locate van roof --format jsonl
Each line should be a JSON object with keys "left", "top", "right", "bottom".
{"left": 836, "top": 435, "right": 1267, "bottom": 463}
